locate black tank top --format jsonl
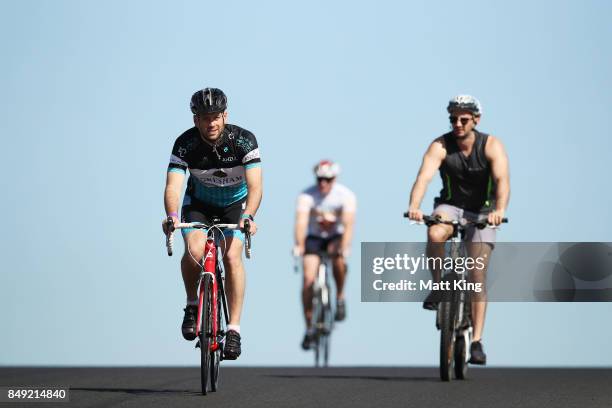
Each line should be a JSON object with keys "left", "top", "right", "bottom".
{"left": 435, "top": 130, "right": 496, "bottom": 212}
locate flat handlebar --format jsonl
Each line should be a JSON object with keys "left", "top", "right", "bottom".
{"left": 403, "top": 212, "right": 508, "bottom": 229}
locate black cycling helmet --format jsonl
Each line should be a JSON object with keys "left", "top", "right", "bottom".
{"left": 190, "top": 88, "right": 227, "bottom": 114}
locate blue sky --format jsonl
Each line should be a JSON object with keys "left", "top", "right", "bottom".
{"left": 1, "top": 0, "right": 611, "bottom": 366}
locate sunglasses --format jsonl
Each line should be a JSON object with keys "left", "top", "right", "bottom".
{"left": 449, "top": 116, "right": 472, "bottom": 125}
{"left": 317, "top": 177, "right": 335, "bottom": 183}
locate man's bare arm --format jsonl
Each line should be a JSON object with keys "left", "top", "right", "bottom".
{"left": 163, "top": 171, "right": 185, "bottom": 234}
{"left": 294, "top": 210, "right": 309, "bottom": 249}
{"left": 164, "top": 172, "right": 185, "bottom": 216}
{"left": 407, "top": 138, "right": 446, "bottom": 219}
{"left": 340, "top": 210, "right": 355, "bottom": 256}
{"left": 243, "top": 166, "right": 263, "bottom": 235}
{"left": 485, "top": 136, "right": 510, "bottom": 224}
{"left": 244, "top": 166, "right": 263, "bottom": 218}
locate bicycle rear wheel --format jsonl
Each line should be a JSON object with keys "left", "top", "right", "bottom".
{"left": 200, "top": 274, "right": 213, "bottom": 395}
{"left": 438, "top": 299, "right": 455, "bottom": 381}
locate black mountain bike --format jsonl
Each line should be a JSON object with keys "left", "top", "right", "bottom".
{"left": 406, "top": 213, "right": 506, "bottom": 381}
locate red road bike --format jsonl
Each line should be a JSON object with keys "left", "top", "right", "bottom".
{"left": 166, "top": 217, "right": 251, "bottom": 394}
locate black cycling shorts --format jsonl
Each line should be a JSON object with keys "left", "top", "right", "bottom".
{"left": 304, "top": 234, "right": 342, "bottom": 256}
{"left": 181, "top": 198, "right": 246, "bottom": 240}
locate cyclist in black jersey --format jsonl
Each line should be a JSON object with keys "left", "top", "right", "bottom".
{"left": 406, "top": 95, "right": 510, "bottom": 365}
{"left": 162, "top": 88, "right": 263, "bottom": 360}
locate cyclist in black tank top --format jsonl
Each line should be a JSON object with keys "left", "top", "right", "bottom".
{"left": 436, "top": 130, "right": 496, "bottom": 213}
{"left": 405, "top": 95, "right": 510, "bottom": 366}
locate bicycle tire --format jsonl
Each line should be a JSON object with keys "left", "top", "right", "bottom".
{"left": 454, "top": 335, "right": 468, "bottom": 380}
{"left": 322, "top": 332, "right": 330, "bottom": 367}
{"left": 210, "top": 267, "right": 225, "bottom": 392}
{"left": 316, "top": 308, "right": 331, "bottom": 368}
{"left": 200, "top": 274, "right": 213, "bottom": 395}
{"left": 310, "top": 285, "right": 321, "bottom": 367}
{"left": 210, "top": 302, "right": 221, "bottom": 392}
{"left": 439, "top": 298, "right": 455, "bottom": 382}
{"left": 210, "top": 348, "right": 221, "bottom": 391}
{"left": 314, "top": 337, "right": 320, "bottom": 367}
{"left": 314, "top": 299, "right": 325, "bottom": 368}
{"left": 322, "top": 291, "right": 333, "bottom": 367}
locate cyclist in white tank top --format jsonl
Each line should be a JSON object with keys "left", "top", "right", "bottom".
{"left": 294, "top": 160, "right": 357, "bottom": 350}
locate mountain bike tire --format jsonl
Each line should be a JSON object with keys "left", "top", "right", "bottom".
{"left": 454, "top": 334, "right": 468, "bottom": 379}
{"left": 200, "top": 274, "right": 213, "bottom": 395}
{"left": 439, "top": 299, "right": 455, "bottom": 382}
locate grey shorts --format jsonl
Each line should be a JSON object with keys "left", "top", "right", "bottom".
{"left": 432, "top": 204, "right": 496, "bottom": 245}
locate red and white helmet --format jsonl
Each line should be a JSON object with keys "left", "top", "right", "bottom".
{"left": 313, "top": 160, "right": 340, "bottom": 178}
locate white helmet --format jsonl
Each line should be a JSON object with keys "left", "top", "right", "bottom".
{"left": 314, "top": 160, "right": 340, "bottom": 178}
{"left": 447, "top": 95, "right": 482, "bottom": 116}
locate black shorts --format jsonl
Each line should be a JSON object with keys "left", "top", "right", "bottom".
{"left": 181, "top": 198, "right": 246, "bottom": 239}
{"left": 304, "top": 234, "right": 342, "bottom": 256}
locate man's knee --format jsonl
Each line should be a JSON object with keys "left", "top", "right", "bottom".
{"left": 224, "top": 251, "right": 243, "bottom": 271}
{"left": 428, "top": 226, "right": 450, "bottom": 242}
{"left": 302, "top": 280, "right": 315, "bottom": 294}
{"left": 332, "top": 256, "right": 346, "bottom": 271}
{"left": 182, "top": 247, "right": 204, "bottom": 266}
{"left": 182, "top": 232, "right": 206, "bottom": 260}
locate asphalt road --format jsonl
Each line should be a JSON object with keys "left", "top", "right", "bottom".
{"left": 1, "top": 367, "right": 610, "bottom": 408}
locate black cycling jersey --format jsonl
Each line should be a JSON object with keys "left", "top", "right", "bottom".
{"left": 168, "top": 124, "right": 261, "bottom": 207}
{"left": 435, "top": 130, "right": 496, "bottom": 212}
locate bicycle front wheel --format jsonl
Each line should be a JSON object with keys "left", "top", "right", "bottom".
{"left": 200, "top": 274, "right": 213, "bottom": 395}
{"left": 438, "top": 299, "right": 455, "bottom": 382}
{"left": 210, "top": 279, "right": 224, "bottom": 392}
{"left": 321, "top": 333, "right": 330, "bottom": 367}
{"left": 321, "top": 296, "right": 333, "bottom": 367}
{"left": 210, "top": 348, "right": 221, "bottom": 391}
{"left": 454, "top": 334, "right": 468, "bottom": 380}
